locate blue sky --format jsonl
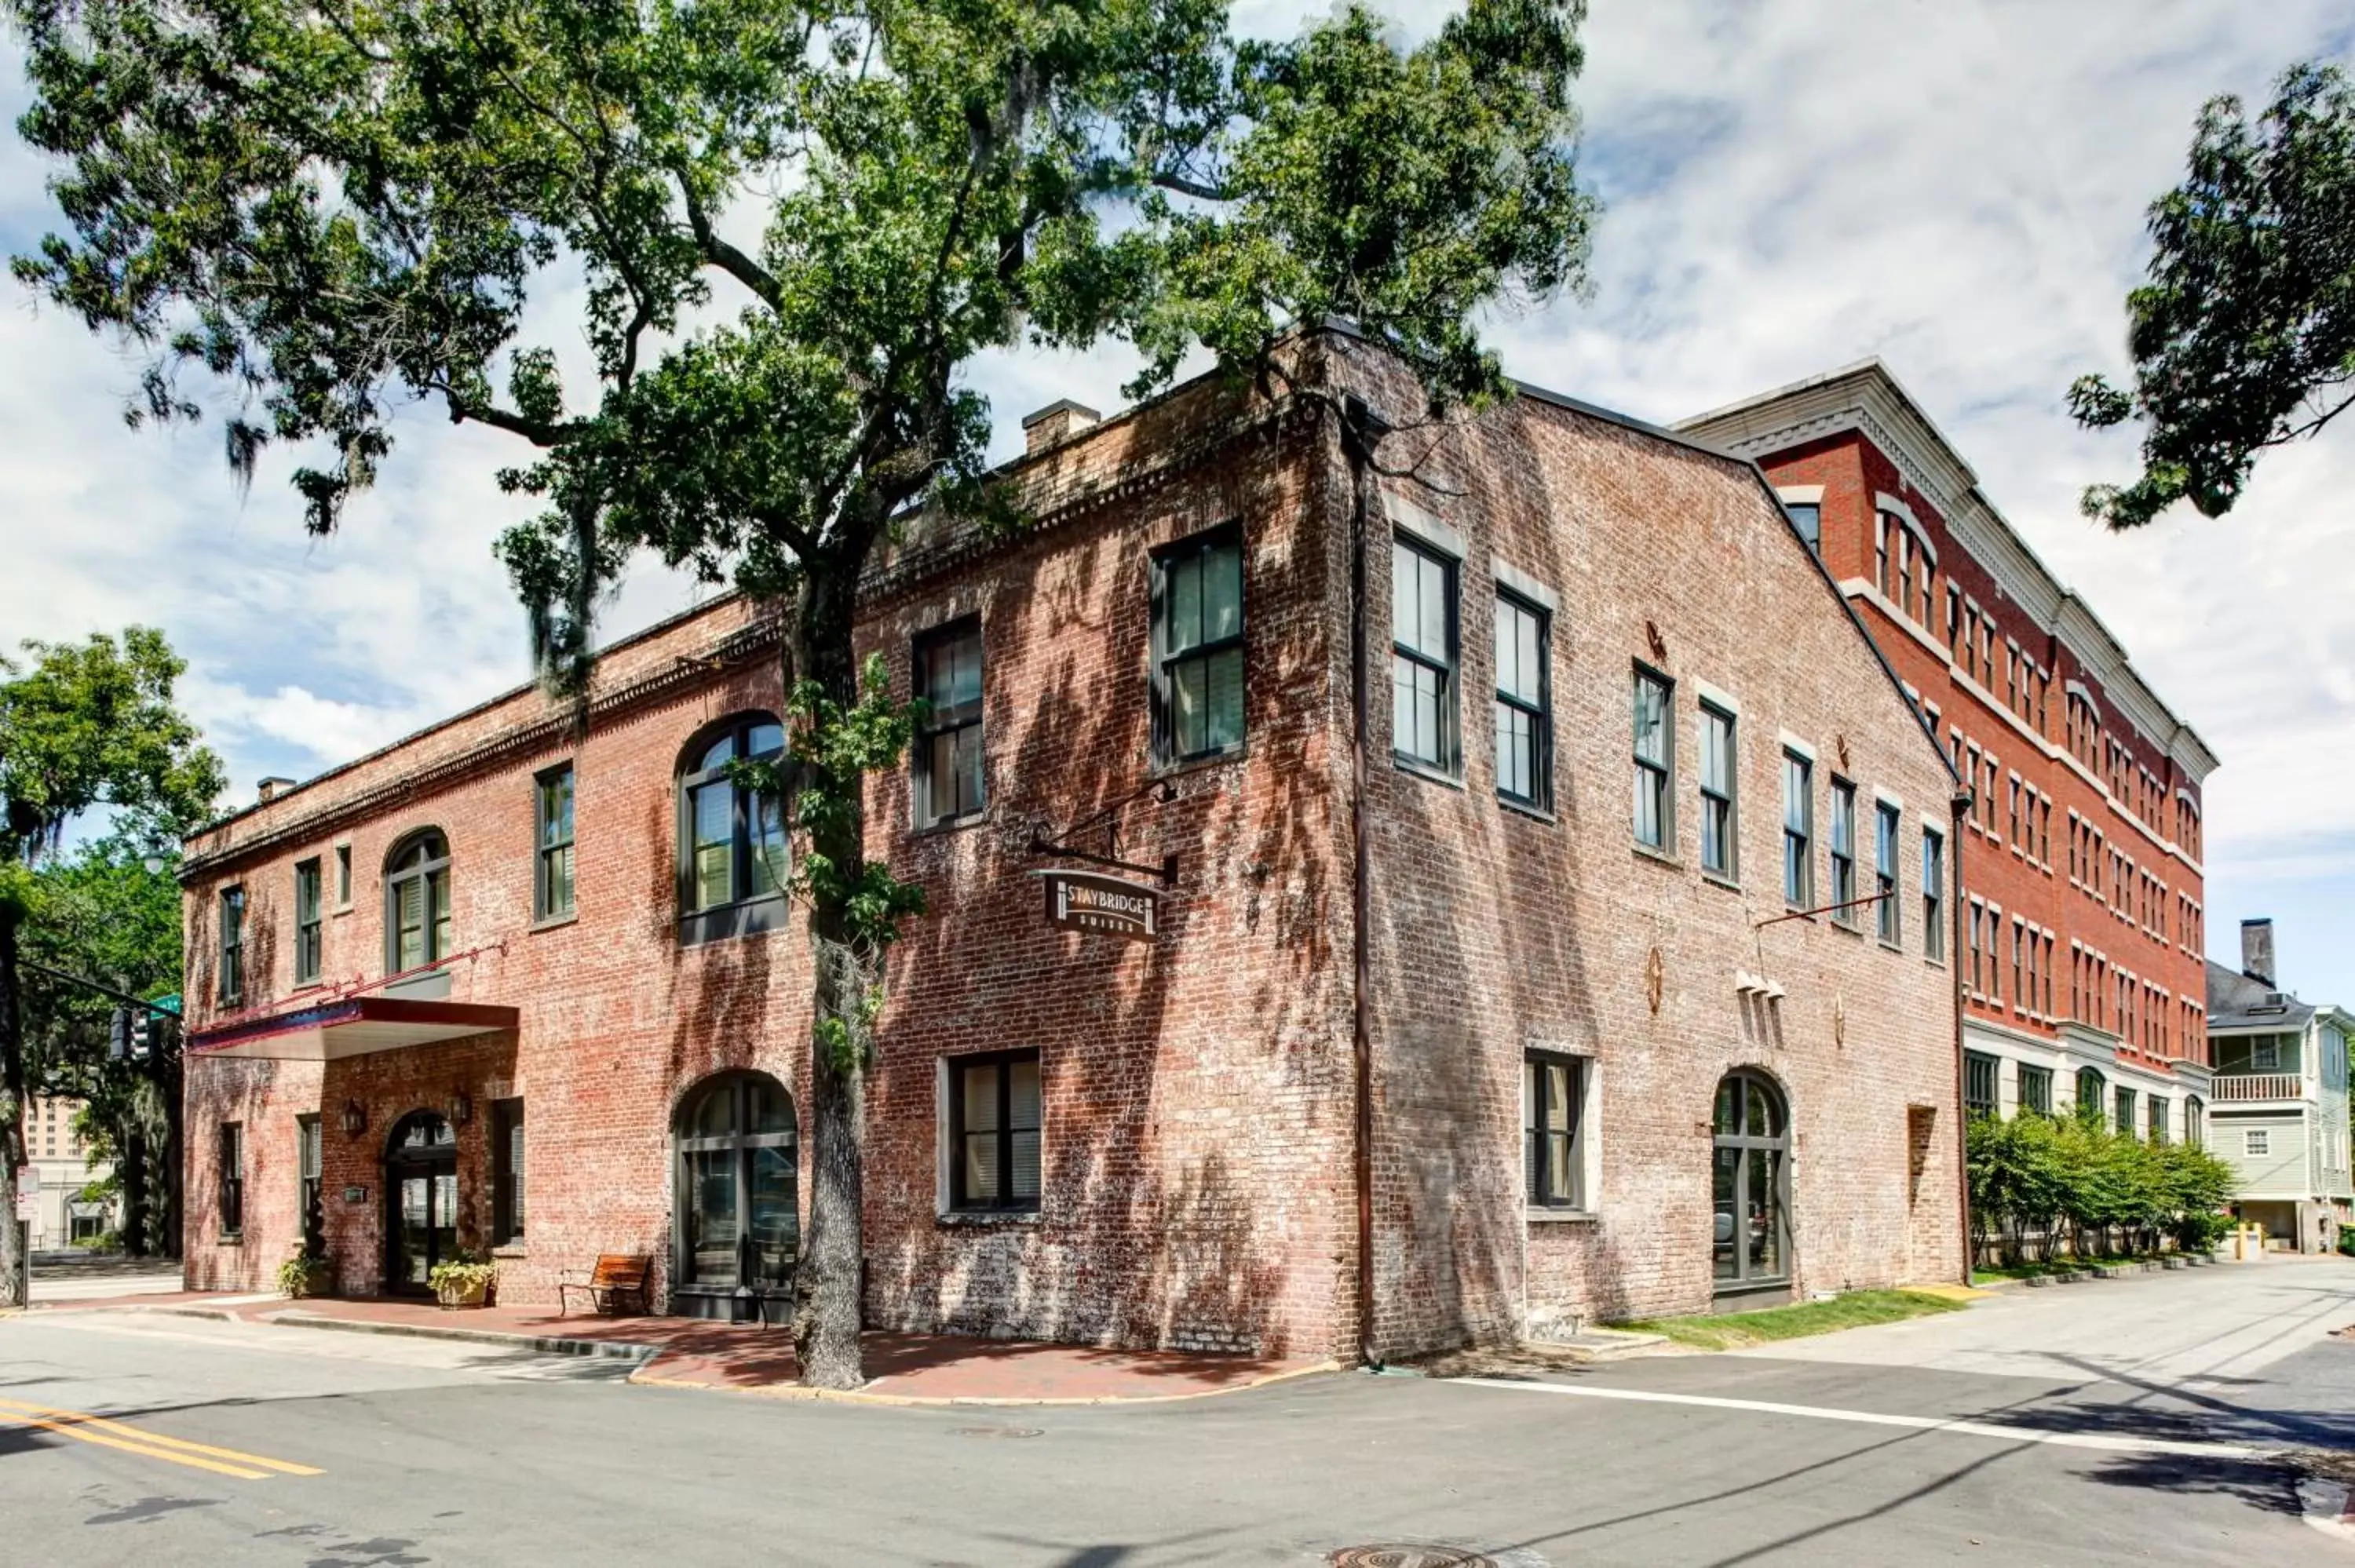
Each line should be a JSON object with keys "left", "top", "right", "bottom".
{"left": 4, "top": 1, "right": 2350, "bottom": 1001}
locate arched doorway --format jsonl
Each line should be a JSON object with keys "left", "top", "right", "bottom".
{"left": 385, "top": 1111, "right": 458, "bottom": 1295}
{"left": 673, "top": 1072, "right": 798, "bottom": 1321}
{"left": 1712, "top": 1070, "right": 1791, "bottom": 1301}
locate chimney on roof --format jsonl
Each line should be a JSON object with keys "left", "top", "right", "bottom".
{"left": 1021, "top": 398, "right": 1100, "bottom": 455}
{"left": 2240, "top": 917, "right": 2276, "bottom": 986}
{"left": 257, "top": 776, "right": 296, "bottom": 804}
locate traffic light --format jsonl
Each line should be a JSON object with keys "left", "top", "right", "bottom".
{"left": 108, "top": 1006, "right": 131, "bottom": 1060}
{"left": 130, "top": 1009, "right": 154, "bottom": 1061}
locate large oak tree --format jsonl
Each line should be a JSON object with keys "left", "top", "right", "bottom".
{"left": 9, "top": 0, "right": 1596, "bottom": 1383}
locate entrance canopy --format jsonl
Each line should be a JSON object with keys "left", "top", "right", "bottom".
{"left": 189, "top": 996, "right": 517, "bottom": 1062}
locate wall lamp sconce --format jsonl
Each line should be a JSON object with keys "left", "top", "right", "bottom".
{"left": 450, "top": 1089, "right": 473, "bottom": 1127}
{"left": 340, "top": 1099, "right": 367, "bottom": 1138}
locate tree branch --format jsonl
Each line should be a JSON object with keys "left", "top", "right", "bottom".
{"left": 429, "top": 384, "right": 575, "bottom": 447}
{"left": 1149, "top": 171, "right": 1231, "bottom": 202}
{"left": 674, "top": 166, "right": 782, "bottom": 310}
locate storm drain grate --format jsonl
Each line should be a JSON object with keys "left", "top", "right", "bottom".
{"left": 1328, "top": 1549, "right": 1497, "bottom": 1568}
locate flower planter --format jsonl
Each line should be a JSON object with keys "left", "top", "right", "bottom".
{"left": 435, "top": 1276, "right": 491, "bottom": 1310}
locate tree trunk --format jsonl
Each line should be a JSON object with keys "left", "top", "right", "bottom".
{"left": 787, "top": 567, "right": 871, "bottom": 1391}
{"left": 123, "top": 1129, "right": 148, "bottom": 1258}
{"left": 2, "top": 906, "right": 28, "bottom": 1307}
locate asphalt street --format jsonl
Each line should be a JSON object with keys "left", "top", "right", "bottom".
{"left": 2, "top": 1258, "right": 2351, "bottom": 1567}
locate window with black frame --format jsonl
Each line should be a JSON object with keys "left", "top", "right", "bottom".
{"left": 385, "top": 830, "right": 452, "bottom": 972}
{"left": 218, "top": 1122, "right": 244, "bottom": 1238}
{"left": 297, "top": 1114, "right": 322, "bottom": 1253}
{"left": 218, "top": 887, "right": 244, "bottom": 1003}
{"left": 1875, "top": 800, "right": 1901, "bottom": 944}
{"left": 1699, "top": 702, "right": 1736, "bottom": 877}
{"left": 1493, "top": 591, "right": 1550, "bottom": 809}
{"left": 1523, "top": 1052, "right": 1585, "bottom": 1209}
{"left": 1827, "top": 780, "right": 1857, "bottom": 922}
{"left": 2018, "top": 1063, "right": 2053, "bottom": 1117}
{"left": 678, "top": 717, "right": 787, "bottom": 920}
{"left": 535, "top": 764, "right": 575, "bottom": 920}
{"left": 1632, "top": 666, "right": 1673, "bottom": 850}
{"left": 2077, "top": 1068, "right": 2105, "bottom": 1118}
{"left": 1152, "top": 529, "right": 1245, "bottom": 765}
{"left": 1392, "top": 537, "right": 1458, "bottom": 773}
{"left": 913, "top": 618, "right": 985, "bottom": 826}
{"left": 1784, "top": 501, "right": 1820, "bottom": 552}
{"left": 674, "top": 1073, "right": 797, "bottom": 1306}
{"left": 294, "top": 859, "right": 323, "bottom": 985}
{"left": 492, "top": 1099, "right": 525, "bottom": 1246}
{"left": 1964, "top": 1052, "right": 1998, "bottom": 1118}
{"left": 949, "top": 1050, "right": 1042, "bottom": 1212}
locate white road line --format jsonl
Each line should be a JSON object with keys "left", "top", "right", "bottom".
{"left": 1448, "top": 1377, "right": 2262, "bottom": 1459}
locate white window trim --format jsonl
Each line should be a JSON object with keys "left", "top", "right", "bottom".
{"left": 1777, "top": 731, "right": 1817, "bottom": 764}
{"left": 1693, "top": 678, "right": 1740, "bottom": 717}
{"left": 1775, "top": 484, "right": 1825, "bottom": 505}
{"left": 1493, "top": 559, "right": 1557, "bottom": 614}
{"left": 1386, "top": 492, "right": 1464, "bottom": 560}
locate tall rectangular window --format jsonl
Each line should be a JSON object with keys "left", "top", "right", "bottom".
{"left": 950, "top": 1051, "right": 1042, "bottom": 1212}
{"left": 1492, "top": 592, "right": 1550, "bottom": 809}
{"left": 334, "top": 843, "right": 352, "bottom": 906}
{"left": 218, "top": 1122, "right": 244, "bottom": 1238}
{"left": 914, "top": 618, "right": 986, "bottom": 825}
{"left": 1523, "top": 1052, "right": 1586, "bottom": 1209}
{"left": 491, "top": 1098, "right": 526, "bottom": 1245}
{"left": 1922, "top": 827, "right": 1945, "bottom": 961}
{"left": 218, "top": 888, "right": 245, "bottom": 1004}
{"left": 1875, "top": 800, "right": 1900, "bottom": 944}
{"left": 535, "top": 763, "right": 576, "bottom": 919}
{"left": 1391, "top": 537, "right": 1459, "bottom": 773}
{"left": 1153, "top": 528, "right": 1246, "bottom": 765}
{"left": 1631, "top": 666, "right": 1673, "bottom": 850}
{"left": 1828, "top": 780, "right": 1857, "bottom": 924}
{"left": 1699, "top": 703, "right": 1736, "bottom": 877}
{"left": 1782, "top": 751, "right": 1813, "bottom": 907}
{"left": 294, "top": 859, "right": 323, "bottom": 986}
{"left": 297, "top": 1114, "right": 323, "bottom": 1254}
{"left": 1964, "top": 1052, "right": 1997, "bottom": 1118}
{"left": 2017, "top": 1064, "right": 2052, "bottom": 1117}
{"left": 2114, "top": 1086, "right": 2135, "bottom": 1136}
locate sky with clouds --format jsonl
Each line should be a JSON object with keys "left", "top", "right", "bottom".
{"left": 3, "top": 1, "right": 2350, "bottom": 1000}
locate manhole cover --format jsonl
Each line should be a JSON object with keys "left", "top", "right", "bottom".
{"left": 1329, "top": 1550, "right": 1496, "bottom": 1568}
{"left": 950, "top": 1426, "right": 1043, "bottom": 1439}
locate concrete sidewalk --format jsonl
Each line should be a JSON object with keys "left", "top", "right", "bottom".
{"left": 39, "top": 1291, "right": 1334, "bottom": 1405}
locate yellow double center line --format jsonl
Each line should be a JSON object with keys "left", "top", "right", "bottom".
{"left": 0, "top": 1398, "right": 321, "bottom": 1481}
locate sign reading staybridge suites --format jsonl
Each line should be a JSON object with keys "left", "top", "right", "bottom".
{"left": 1037, "top": 869, "right": 1159, "bottom": 943}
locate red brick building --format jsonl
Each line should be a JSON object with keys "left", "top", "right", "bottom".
{"left": 178, "top": 336, "right": 1961, "bottom": 1361}
{"left": 1682, "top": 363, "right": 2218, "bottom": 1154}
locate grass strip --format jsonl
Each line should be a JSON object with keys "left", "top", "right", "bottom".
{"left": 1610, "top": 1289, "right": 1966, "bottom": 1351}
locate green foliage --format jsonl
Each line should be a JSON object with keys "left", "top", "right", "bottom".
{"left": 1614, "top": 1290, "right": 1966, "bottom": 1352}
{"left": 427, "top": 1252, "right": 498, "bottom": 1299}
{"left": 0, "top": 628, "right": 225, "bottom": 860}
{"left": 2072, "top": 61, "right": 2355, "bottom": 529}
{"left": 277, "top": 1251, "right": 334, "bottom": 1297}
{"left": 1966, "top": 1109, "right": 2239, "bottom": 1263}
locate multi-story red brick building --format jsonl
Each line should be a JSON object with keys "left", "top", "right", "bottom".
{"left": 178, "top": 335, "right": 1962, "bottom": 1362}
{"left": 1683, "top": 363, "right": 2218, "bottom": 1154}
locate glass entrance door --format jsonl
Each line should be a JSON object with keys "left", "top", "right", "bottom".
{"left": 384, "top": 1111, "right": 459, "bottom": 1295}
{"left": 1711, "top": 1070, "right": 1791, "bottom": 1299}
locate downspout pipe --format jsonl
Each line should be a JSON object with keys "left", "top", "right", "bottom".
{"left": 1951, "top": 787, "right": 1973, "bottom": 1285}
{"left": 1342, "top": 391, "right": 1389, "bottom": 1370}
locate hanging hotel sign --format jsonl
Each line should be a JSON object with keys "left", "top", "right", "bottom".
{"left": 1036, "top": 870, "right": 1160, "bottom": 943}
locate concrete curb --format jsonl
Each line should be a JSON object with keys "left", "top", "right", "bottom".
{"left": 1974, "top": 1254, "right": 2219, "bottom": 1290}
{"left": 265, "top": 1309, "right": 660, "bottom": 1363}
{"left": 627, "top": 1355, "right": 1345, "bottom": 1408}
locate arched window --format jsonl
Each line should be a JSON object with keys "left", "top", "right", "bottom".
{"left": 677, "top": 715, "right": 787, "bottom": 924}
{"left": 385, "top": 830, "right": 451, "bottom": 972}
{"left": 2184, "top": 1096, "right": 2204, "bottom": 1148}
{"left": 673, "top": 1072, "right": 798, "bottom": 1318}
{"left": 1712, "top": 1070, "right": 1791, "bottom": 1297}
{"left": 2076, "top": 1067, "right": 2106, "bottom": 1119}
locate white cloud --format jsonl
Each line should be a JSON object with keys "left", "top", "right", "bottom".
{"left": 4, "top": 2, "right": 2350, "bottom": 992}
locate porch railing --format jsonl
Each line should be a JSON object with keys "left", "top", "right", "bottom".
{"left": 2211, "top": 1073, "right": 2302, "bottom": 1103}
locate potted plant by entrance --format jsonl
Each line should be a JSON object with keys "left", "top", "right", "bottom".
{"left": 429, "top": 1251, "right": 498, "bottom": 1310}
{"left": 276, "top": 1247, "right": 334, "bottom": 1300}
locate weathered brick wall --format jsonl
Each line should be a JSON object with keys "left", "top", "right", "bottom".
{"left": 1338, "top": 344, "right": 1963, "bottom": 1354}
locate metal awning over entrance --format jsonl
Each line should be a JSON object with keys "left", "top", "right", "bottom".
{"left": 188, "top": 997, "right": 519, "bottom": 1062}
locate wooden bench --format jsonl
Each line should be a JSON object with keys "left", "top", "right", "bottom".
{"left": 557, "top": 1253, "right": 652, "bottom": 1318}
